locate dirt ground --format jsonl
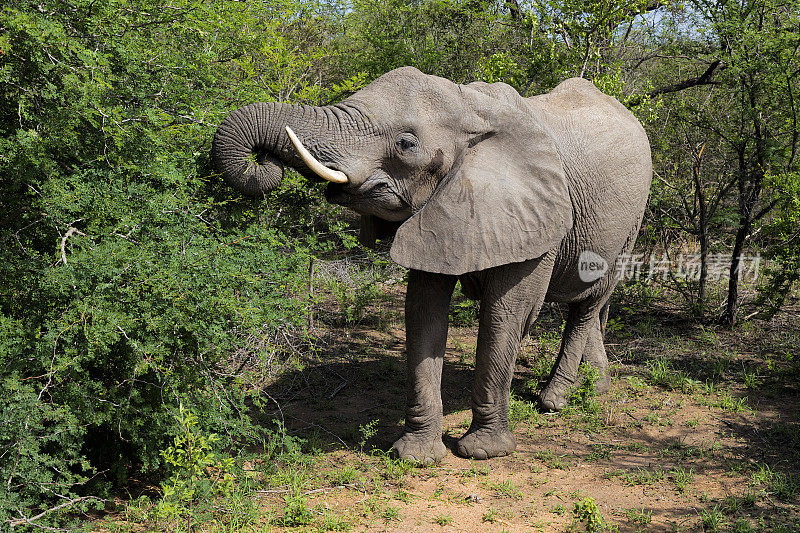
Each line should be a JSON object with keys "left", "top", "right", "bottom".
{"left": 97, "top": 281, "right": 800, "bottom": 532}
{"left": 256, "top": 282, "right": 800, "bottom": 532}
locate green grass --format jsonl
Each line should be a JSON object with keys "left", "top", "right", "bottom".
{"left": 550, "top": 503, "right": 567, "bottom": 515}
{"left": 647, "top": 357, "right": 698, "bottom": 392}
{"left": 509, "top": 394, "right": 542, "bottom": 429}
{"left": 382, "top": 506, "right": 400, "bottom": 523}
{"left": 715, "top": 389, "right": 750, "bottom": 413}
{"left": 624, "top": 507, "right": 653, "bottom": 527}
{"left": 459, "top": 462, "right": 490, "bottom": 478}
{"left": 482, "top": 507, "right": 498, "bottom": 523}
{"left": 319, "top": 510, "right": 353, "bottom": 531}
{"left": 671, "top": 467, "right": 694, "bottom": 493}
{"left": 586, "top": 443, "right": 613, "bottom": 461}
{"left": 329, "top": 466, "right": 359, "bottom": 486}
{"left": 432, "top": 514, "right": 452, "bottom": 526}
{"left": 488, "top": 479, "right": 523, "bottom": 499}
{"left": 620, "top": 467, "right": 665, "bottom": 486}
{"left": 700, "top": 505, "right": 725, "bottom": 531}
{"left": 729, "top": 518, "right": 753, "bottom": 532}
{"left": 750, "top": 464, "right": 798, "bottom": 501}
{"left": 378, "top": 452, "right": 416, "bottom": 481}
{"left": 277, "top": 492, "right": 314, "bottom": 527}
{"left": 535, "top": 449, "right": 568, "bottom": 470}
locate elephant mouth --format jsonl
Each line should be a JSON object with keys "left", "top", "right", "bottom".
{"left": 325, "top": 174, "right": 411, "bottom": 221}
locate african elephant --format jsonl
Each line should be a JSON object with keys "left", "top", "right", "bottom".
{"left": 212, "top": 67, "right": 652, "bottom": 463}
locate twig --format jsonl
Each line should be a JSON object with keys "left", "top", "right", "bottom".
{"left": 59, "top": 227, "right": 85, "bottom": 265}
{"left": 743, "top": 310, "right": 761, "bottom": 321}
{"left": 257, "top": 484, "right": 358, "bottom": 495}
{"left": 328, "top": 380, "right": 348, "bottom": 399}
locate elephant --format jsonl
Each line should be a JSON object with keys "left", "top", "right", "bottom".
{"left": 212, "top": 66, "right": 652, "bottom": 463}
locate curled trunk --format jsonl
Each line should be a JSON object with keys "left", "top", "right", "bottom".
{"left": 212, "top": 102, "right": 284, "bottom": 196}
{"left": 212, "top": 102, "right": 338, "bottom": 196}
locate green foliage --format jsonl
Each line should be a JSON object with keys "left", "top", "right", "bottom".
{"left": 336, "top": 281, "right": 382, "bottom": 325}
{"left": 647, "top": 357, "right": 698, "bottom": 392}
{"left": 569, "top": 363, "right": 601, "bottom": 412}
{"left": 433, "top": 513, "right": 453, "bottom": 526}
{"left": 757, "top": 171, "right": 800, "bottom": 317}
{"left": 624, "top": 507, "right": 652, "bottom": 527}
{"left": 156, "top": 405, "right": 236, "bottom": 528}
{"left": 751, "top": 464, "right": 798, "bottom": 502}
{"left": 571, "top": 497, "right": 611, "bottom": 532}
{"left": 619, "top": 467, "right": 664, "bottom": 486}
{"left": 671, "top": 467, "right": 694, "bottom": 493}
{"left": 450, "top": 282, "right": 480, "bottom": 326}
{"left": 509, "top": 394, "right": 542, "bottom": 429}
{"left": 342, "top": 0, "right": 516, "bottom": 84}
{"left": 358, "top": 419, "right": 379, "bottom": 452}
{"left": 3, "top": 0, "right": 800, "bottom": 527}
{"left": 477, "top": 52, "right": 523, "bottom": 86}
{"left": 0, "top": 0, "right": 342, "bottom": 525}
{"left": 536, "top": 449, "right": 568, "bottom": 470}
{"left": 701, "top": 505, "right": 725, "bottom": 532}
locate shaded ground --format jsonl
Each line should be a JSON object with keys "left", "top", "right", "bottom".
{"left": 95, "top": 280, "right": 800, "bottom": 532}
{"left": 249, "top": 282, "right": 800, "bottom": 532}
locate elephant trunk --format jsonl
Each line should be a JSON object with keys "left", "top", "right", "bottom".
{"left": 212, "top": 102, "right": 345, "bottom": 196}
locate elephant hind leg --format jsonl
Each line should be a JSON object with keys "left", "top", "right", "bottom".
{"left": 580, "top": 313, "right": 610, "bottom": 394}
{"left": 539, "top": 299, "right": 605, "bottom": 411}
{"left": 579, "top": 299, "right": 612, "bottom": 393}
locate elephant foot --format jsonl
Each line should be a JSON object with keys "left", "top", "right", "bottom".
{"left": 391, "top": 433, "right": 447, "bottom": 464}
{"left": 456, "top": 427, "right": 516, "bottom": 460}
{"left": 594, "top": 373, "right": 611, "bottom": 394}
{"left": 539, "top": 379, "right": 571, "bottom": 412}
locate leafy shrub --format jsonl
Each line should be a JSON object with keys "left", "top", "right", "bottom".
{"left": 0, "top": 0, "right": 344, "bottom": 526}
{"left": 156, "top": 405, "right": 236, "bottom": 529}
{"left": 571, "top": 497, "right": 610, "bottom": 532}
{"left": 450, "top": 282, "right": 480, "bottom": 326}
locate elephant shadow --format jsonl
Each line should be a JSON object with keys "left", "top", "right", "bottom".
{"left": 255, "top": 324, "right": 537, "bottom": 455}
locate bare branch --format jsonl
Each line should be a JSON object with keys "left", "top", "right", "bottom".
{"left": 648, "top": 59, "right": 725, "bottom": 98}
{"left": 59, "top": 227, "right": 85, "bottom": 265}
{"left": 8, "top": 496, "right": 103, "bottom": 530}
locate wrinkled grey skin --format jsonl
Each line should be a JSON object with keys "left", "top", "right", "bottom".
{"left": 212, "top": 67, "right": 652, "bottom": 463}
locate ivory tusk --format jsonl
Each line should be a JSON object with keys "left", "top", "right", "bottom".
{"left": 285, "top": 126, "right": 348, "bottom": 184}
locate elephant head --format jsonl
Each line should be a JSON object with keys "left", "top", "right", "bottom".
{"left": 212, "top": 66, "right": 573, "bottom": 275}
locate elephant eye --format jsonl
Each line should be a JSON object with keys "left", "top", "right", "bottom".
{"left": 396, "top": 134, "right": 418, "bottom": 153}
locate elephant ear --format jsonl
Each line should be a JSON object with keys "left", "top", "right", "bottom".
{"left": 390, "top": 117, "right": 572, "bottom": 275}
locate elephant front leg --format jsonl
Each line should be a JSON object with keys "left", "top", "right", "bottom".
{"left": 392, "top": 269, "right": 456, "bottom": 464}
{"left": 457, "top": 256, "right": 552, "bottom": 460}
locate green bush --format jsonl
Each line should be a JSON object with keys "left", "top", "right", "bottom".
{"left": 0, "top": 0, "right": 345, "bottom": 527}
{"left": 450, "top": 282, "right": 480, "bottom": 326}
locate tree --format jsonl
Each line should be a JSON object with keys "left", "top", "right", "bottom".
{"left": 630, "top": 0, "right": 800, "bottom": 323}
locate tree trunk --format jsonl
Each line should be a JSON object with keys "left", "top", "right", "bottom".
{"left": 722, "top": 221, "right": 750, "bottom": 327}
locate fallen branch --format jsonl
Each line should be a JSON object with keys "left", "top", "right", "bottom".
{"left": 257, "top": 483, "right": 359, "bottom": 495}
{"left": 328, "top": 380, "right": 348, "bottom": 399}
{"left": 8, "top": 496, "right": 102, "bottom": 529}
